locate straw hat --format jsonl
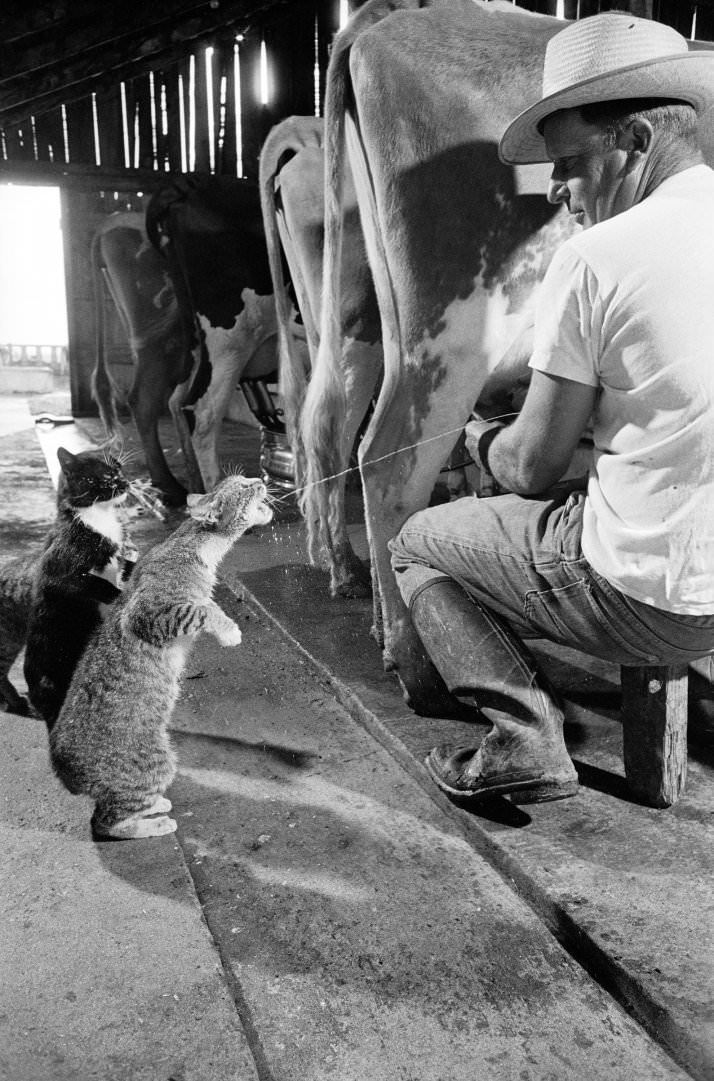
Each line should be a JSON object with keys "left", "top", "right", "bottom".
{"left": 499, "top": 13, "right": 714, "bottom": 164}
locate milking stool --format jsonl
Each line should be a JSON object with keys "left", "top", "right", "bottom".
{"left": 620, "top": 664, "right": 688, "bottom": 807}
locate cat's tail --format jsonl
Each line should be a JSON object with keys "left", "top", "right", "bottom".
{"left": 90, "top": 229, "right": 125, "bottom": 441}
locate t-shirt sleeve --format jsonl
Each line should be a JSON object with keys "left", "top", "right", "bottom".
{"left": 529, "top": 241, "right": 601, "bottom": 387}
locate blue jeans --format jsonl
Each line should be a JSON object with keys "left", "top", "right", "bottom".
{"left": 389, "top": 488, "right": 714, "bottom": 667}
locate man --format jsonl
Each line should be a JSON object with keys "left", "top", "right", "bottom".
{"left": 388, "top": 12, "right": 714, "bottom": 805}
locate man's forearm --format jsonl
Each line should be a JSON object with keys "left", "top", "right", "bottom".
{"left": 465, "top": 418, "right": 560, "bottom": 495}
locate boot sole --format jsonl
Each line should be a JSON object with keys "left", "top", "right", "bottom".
{"left": 425, "top": 755, "right": 579, "bottom": 805}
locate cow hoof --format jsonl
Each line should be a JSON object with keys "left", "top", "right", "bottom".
{"left": 334, "top": 577, "right": 373, "bottom": 600}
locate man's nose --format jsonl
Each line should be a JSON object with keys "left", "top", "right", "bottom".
{"left": 547, "top": 177, "right": 568, "bottom": 205}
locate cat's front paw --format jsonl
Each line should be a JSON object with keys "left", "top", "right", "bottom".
{"left": 217, "top": 623, "right": 242, "bottom": 648}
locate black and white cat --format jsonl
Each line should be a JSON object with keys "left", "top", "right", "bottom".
{"left": 50, "top": 474, "right": 273, "bottom": 840}
{"left": 21, "top": 446, "right": 136, "bottom": 726}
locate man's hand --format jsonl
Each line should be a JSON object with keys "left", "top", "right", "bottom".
{"left": 470, "top": 371, "right": 597, "bottom": 496}
{"left": 464, "top": 416, "right": 506, "bottom": 475}
{"left": 475, "top": 323, "right": 535, "bottom": 420}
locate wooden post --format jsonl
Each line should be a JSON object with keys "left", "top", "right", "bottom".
{"left": 620, "top": 664, "right": 688, "bottom": 807}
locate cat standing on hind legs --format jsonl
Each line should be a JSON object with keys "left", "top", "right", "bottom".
{"left": 0, "top": 446, "right": 135, "bottom": 718}
{"left": 50, "top": 474, "right": 273, "bottom": 841}
{"left": 22, "top": 446, "right": 136, "bottom": 727}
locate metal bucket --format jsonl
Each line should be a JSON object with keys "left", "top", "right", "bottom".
{"left": 240, "top": 375, "right": 296, "bottom": 494}
{"left": 260, "top": 427, "right": 295, "bottom": 492}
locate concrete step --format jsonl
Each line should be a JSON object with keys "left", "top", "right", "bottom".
{"left": 0, "top": 717, "right": 259, "bottom": 1081}
{"left": 166, "top": 584, "right": 691, "bottom": 1081}
{"left": 217, "top": 516, "right": 714, "bottom": 1081}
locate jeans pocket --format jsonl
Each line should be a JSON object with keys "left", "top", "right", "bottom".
{"left": 525, "top": 579, "right": 590, "bottom": 642}
{"left": 555, "top": 491, "right": 587, "bottom": 563}
{"left": 525, "top": 577, "right": 660, "bottom": 664}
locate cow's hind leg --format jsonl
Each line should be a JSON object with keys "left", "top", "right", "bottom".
{"left": 358, "top": 375, "right": 471, "bottom": 718}
{"left": 300, "top": 343, "right": 381, "bottom": 599}
{"left": 127, "top": 359, "right": 187, "bottom": 506}
{"left": 328, "top": 340, "right": 382, "bottom": 598}
{"left": 168, "top": 376, "right": 206, "bottom": 494}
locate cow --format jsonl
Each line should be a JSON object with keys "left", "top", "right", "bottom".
{"left": 91, "top": 211, "right": 203, "bottom": 504}
{"left": 145, "top": 175, "right": 306, "bottom": 494}
{"left": 259, "top": 115, "right": 383, "bottom": 598}
{"left": 302, "top": 0, "right": 582, "bottom": 717}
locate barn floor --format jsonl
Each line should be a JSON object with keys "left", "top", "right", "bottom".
{"left": 2, "top": 387, "right": 713, "bottom": 1081}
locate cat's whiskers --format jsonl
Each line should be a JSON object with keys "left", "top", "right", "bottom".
{"left": 221, "top": 462, "right": 245, "bottom": 479}
{"left": 115, "top": 448, "right": 137, "bottom": 468}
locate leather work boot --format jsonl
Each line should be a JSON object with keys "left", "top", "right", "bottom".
{"left": 409, "top": 578, "right": 579, "bottom": 804}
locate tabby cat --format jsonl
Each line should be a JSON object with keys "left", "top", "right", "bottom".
{"left": 50, "top": 473, "right": 273, "bottom": 840}
{"left": 21, "top": 446, "right": 136, "bottom": 726}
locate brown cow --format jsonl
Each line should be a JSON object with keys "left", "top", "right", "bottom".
{"left": 259, "top": 115, "right": 382, "bottom": 597}
{"left": 305, "top": 0, "right": 578, "bottom": 715}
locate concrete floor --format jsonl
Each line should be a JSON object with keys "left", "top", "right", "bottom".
{"left": 1, "top": 391, "right": 713, "bottom": 1081}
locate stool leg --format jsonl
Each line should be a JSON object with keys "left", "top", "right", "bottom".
{"left": 620, "top": 665, "right": 688, "bottom": 808}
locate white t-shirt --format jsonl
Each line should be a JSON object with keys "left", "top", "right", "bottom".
{"left": 530, "top": 164, "right": 714, "bottom": 614}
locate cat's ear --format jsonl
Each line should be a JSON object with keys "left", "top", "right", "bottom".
{"left": 187, "top": 492, "right": 221, "bottom": 523}
{"left": 57, "top": 447, "right": 78, "bottom": 472}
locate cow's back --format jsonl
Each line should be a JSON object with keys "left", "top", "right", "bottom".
{"left": 346, "top": 0, "right": 568, "bottom": 364}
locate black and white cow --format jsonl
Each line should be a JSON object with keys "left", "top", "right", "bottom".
{"left": 146, "top": 176, "right": 304, "bottom": 493}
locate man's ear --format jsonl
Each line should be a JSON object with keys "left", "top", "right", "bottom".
{"left": 618, "top": 117, "right": 653, "bottom": 160}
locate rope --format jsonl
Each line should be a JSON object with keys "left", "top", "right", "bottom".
{"left": 274, "top": 412, "right": 517, "bottom": 503}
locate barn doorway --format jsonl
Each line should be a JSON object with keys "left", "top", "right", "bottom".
{"left": 0, "top": 184, "right": 69, "bottom": 394}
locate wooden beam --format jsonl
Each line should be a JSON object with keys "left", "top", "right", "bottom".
{"left": 0, "top": 0, "right": 300, "bottom": 128}
{"left": 0, "top": 158, "right": 188, "bottom": 191}
{"left": 2, "top": 0, "right": 206, "bottom": 46}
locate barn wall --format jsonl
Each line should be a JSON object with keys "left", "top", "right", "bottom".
{"left": 61, "top": 188, "right": 151, "bottom": 416}
{"left": 3, "top": 0, "right": 706, "bottom": 189}
{"left": 0, "top": 1, "right": 351, "bottom": 184}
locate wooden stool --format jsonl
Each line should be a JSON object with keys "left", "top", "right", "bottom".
{"left": 620, "top": 664, "right": 688, "bottom": 808}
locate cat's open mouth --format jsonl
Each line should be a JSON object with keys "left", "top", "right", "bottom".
{"left": 250, "top": 493, "right": 273, "bottom": 526}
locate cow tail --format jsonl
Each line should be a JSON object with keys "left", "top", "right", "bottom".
{"left": 299, "top": 42, "right": 352, "bottom": 571}
{"left": 90, "top": 231, "right": 123, "bottom": 440}
{"left": 258, "top": 120, "right": 317, "bottom": 485}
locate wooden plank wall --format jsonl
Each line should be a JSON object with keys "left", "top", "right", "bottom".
{"left": 1, "top": 2, "right": 326, "bottom": 183}
{"left": 1, "top": 0, "right": 712, "bottom": 184}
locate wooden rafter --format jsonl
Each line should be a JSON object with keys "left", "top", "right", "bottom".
{"left": 0, "top": 0, "right": 302, "bottom": 127}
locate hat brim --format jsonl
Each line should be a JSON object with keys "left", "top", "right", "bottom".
{"left": 499, "top": 51, "right": 714, "bottom": 164}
